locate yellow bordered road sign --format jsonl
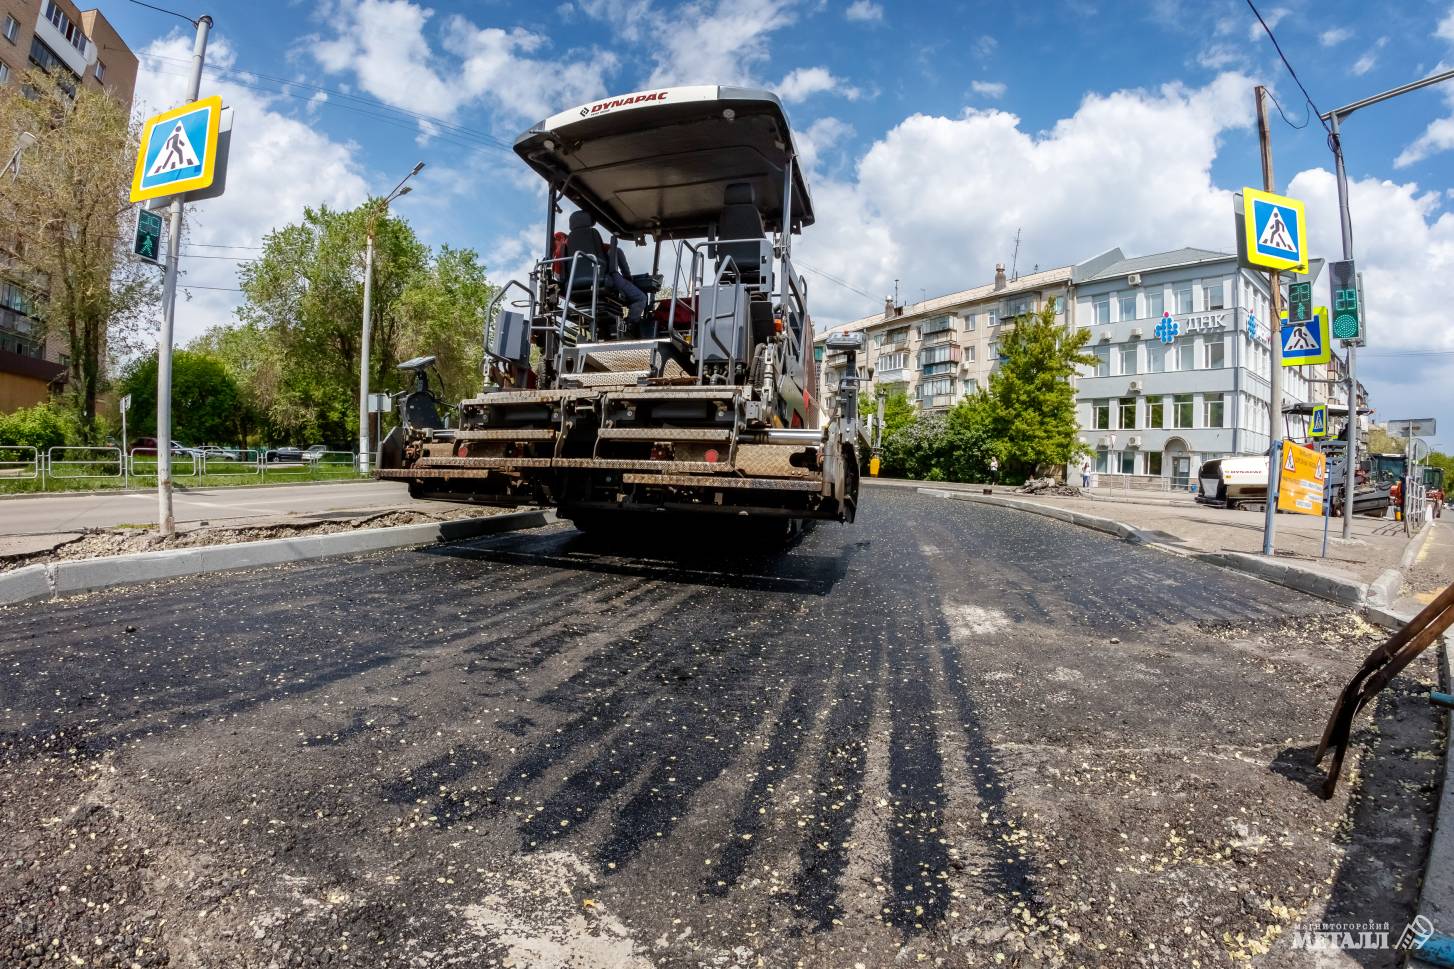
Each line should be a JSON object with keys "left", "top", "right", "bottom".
{"left": 1278, "top": 441, "right": 1326, "bottom": 516}
{"left": 131, "top": 95, "right": 223, "bottom": 203}
{"left": 1281, "top": 306, "right": 1331, "bottom": 367}
{"left": 1309, "top": 403, "right": 1328, "bottom": 438}
{"left": 1242, "top": 187, "right": 1308, "bottom": 273}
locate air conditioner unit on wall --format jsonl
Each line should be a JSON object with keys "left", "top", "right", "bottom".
{"left": 1128, "top": 273, "right": 1142, "bottom": 286}
{"left": 1130, "top": 327, "right": 1143, "bottom": 339}
{"left": 1099, "top": 330, "right": 1112, "bottom": 342}
{"left": 1128, "top": 380, "right": 1142, "bottom": 393}
{"left": 1128, "top": 436, "right": 1142, "bottom": 447}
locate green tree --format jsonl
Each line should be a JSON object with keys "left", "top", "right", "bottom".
{"left": 116, "top": 350, "right": 243, "bottom": 447}
{"left": 394, "top": 245, "right": 495, "bottom": 401}
{"left": 187, "top": 322, "right": 281, "bottom": 446}
{"left": 0, "top": 400, "right": 80, "bottom": 451}
{"left": 0, "top": 69, "right": 161, "bottom": 436}
{"left": 984, "top": 298, "right": 1095, "bottom": 481}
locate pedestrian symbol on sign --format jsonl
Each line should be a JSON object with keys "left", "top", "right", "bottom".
{"left": 1285, "top": 325, "right": 1317, "bottom": 352}
{"left": 146, "top": 122, "right": 201, "bottom": 178}
{"left": 1258, "top": 207, "right": 1294, "bottom": 252}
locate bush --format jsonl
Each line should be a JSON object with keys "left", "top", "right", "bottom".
{"left": 0, "top": 401, "right": 81, "bottom": 453}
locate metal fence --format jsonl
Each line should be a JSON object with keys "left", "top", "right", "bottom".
{"left": 0, "top": 445, "right": 39, "bottom": 481}
{"left": 201, "top": 449, "right": 263, "bottom": 476}
{"left": 46, "top": 446, "right": 123, "bottom": 479}
{"left": 128, "top": 448, "right": 198, "bottom": 478}
{"left": 1089, "top": 473, "right": 1180, "bottom": 494}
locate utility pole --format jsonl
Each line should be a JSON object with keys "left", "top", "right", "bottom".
{"left": 357, "top": 162, "right": 424, "bottom": 474}
{"left": 1319, "top": 67, "right": 1454, "bottom": 537}
{"left": 1257, "top": 86, "right": 1285, "bottom": 557}
{"left": 156, "top": 14, "right": 212, "bottom": 537}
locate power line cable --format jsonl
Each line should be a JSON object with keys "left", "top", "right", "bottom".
{"left": 1245, "top": 0, "right": 1332, "bottom": 136}
{"left": 796, "top": 262, "right": 876, "bottom": 301}
{"left": 125, "top": 0, "right": 199, "bottom": 27}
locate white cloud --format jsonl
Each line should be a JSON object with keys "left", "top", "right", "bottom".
{"left": 132, "top": 32, "right": 370, "bottom": 347}
{"left": 844, "top": 0, "right": 883, "bottom": 22}
{"left": 1247, "top": 6, "right": 1288, "bottom": 41}
{"left": 796, "top": 116, "right": 854, "bottom": 174}
{"left": 777, "top": 66, "right": 860, "bottom": 102}
{"left": 311, "top": 0, "right": 617, "bottom": 124}
{"left": 1319, "top": 26, "right": 1353, "bottom": 47}
{"left": 641, "top": 0, "right": 796, "bottom": 87}
{"left": 1351, "top": 36, "right": 1389, "bottom": 76}
{"left": 1197, "top": 44, "right": 1245, "bottom": 71}
{"left": 1397, "top": 8, "right": 1454, "bottom": 166}
{"left": 970, "top": 80, "right": 1007, "bottom": 99}
{"left": 796, "top": 73, "right": 1258, "bottom": 323}
{"left": 973, "top": 34, "right": 997, "bottom": 59}
{"left": 1441, "top": 6, "right": 1454, "bottom": 42}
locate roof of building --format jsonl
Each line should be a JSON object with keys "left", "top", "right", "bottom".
{"left": 816, "top": 264, "right": 1074, "bottom": 342}
{"left": 1073, "top": 247, "right": 1234, "bottom": 283}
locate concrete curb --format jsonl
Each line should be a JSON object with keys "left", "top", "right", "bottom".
{"left": 0, "top": 510, "right": 550, "bottom": 606}
{"left": 932, "top": 489, "right": 1370, "bottom": 608}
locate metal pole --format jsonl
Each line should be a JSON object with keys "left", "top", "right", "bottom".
{"left": 1330, "top": 111, "right": 1359, "bottom": 539}
{"left": 357, "top": 228, "right": 375, "bottom": 473}
{"left": 155, "top": 14, "right": 211, "bottom": 537}
{"left": 1257, "top": 86, "right": 1284, "bottom": 557}
{"left": 120, "top": 401, "right": 128, "bottom": 489}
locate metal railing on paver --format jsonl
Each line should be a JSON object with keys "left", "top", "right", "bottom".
{"left": 0, "top": 446, "right": 39, "bottom": 481}
{"left": 46, "top": 446, "right": 123, "bottom": 480}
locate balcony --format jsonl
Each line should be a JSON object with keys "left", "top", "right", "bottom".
{"left": 33, "top": 8, "right": 96, "bottom": 79}
{"left": 875, "top": 368, "right": 910, "bottom": 384}
{"left": 0, "top": 347, "right": 65, "bottom": 384}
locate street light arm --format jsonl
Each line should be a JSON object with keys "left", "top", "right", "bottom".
{"left": 1321, "top": 67, "right": 1454, "bottom": 123}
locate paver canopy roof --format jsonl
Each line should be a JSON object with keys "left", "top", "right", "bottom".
{"left": 513, "top": 85, "right": 815, "bottom": 240}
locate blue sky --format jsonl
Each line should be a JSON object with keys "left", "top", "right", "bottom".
{"left": 104, "top": 0, "right": 1454, "bottom": 440}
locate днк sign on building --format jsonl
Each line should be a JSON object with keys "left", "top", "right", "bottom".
{"left": 0, "top": 0, "right": 137, "bottom": 411}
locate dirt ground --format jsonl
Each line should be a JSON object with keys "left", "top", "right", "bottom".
{"left": 0, "top": 490, "right": 1444, "bottom": 968}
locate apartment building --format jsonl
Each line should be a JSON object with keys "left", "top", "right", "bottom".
{"left": 817, "top": 263, "right": 1073, "bottom": 414}
{"left": 0, "top": 0, "right": 138, "bottom": 410}
{"left": 814, "top": 244, "right": 1363, "bottom": 490}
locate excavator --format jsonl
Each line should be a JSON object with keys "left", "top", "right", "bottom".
{"left": 376, "top": 85, "right": 867, "bottom": 533}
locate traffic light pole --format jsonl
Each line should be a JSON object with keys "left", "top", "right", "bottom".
{"left": 1321, "top": 67, "right": 1454, "bottom": 539}
{"left": 155, "top": 14, "right": 212, "bottom": 537}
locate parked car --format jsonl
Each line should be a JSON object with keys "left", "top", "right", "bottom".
{"left": 301, "top": 444, "right": 329, "bottom": 463}
{"left": 131, "top": 438, "right": 199, "bottom": 458}
{"left": 196, "top": 445, "right": 246, "bottom": 462}
{"left": 265, "top": 447, "right": 304, "bottom": 463}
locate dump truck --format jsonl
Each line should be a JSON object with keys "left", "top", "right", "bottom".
{"left": 376, "top": 86, "right": 867, "bottom": 532}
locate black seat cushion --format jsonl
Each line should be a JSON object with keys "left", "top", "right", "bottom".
{"left": 715, "top": 183, "right": 766, "bottom": 283}
{"left": 564, "top": 210, "right": 605, "bottom": 287}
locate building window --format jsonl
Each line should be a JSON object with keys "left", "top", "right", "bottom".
{"left": 1173, "top": 393, "right": 1194, "bottom": 428}
{"left": 964, "top": 313, "right": 976, "bottom": 331}
{"left": 1147, "top": 452, "right": 1163, "bottom": 476}
{"left": 1118, "top": 398, "right": 1136, "bottom": 430}
{"left": 3, "top": 15, "right": 18, "bottom": 43}
{"left": 1204, "top": 278, "right": 1225, "bottom": 310}
{"left": 966, "top": 345, "right": 976, "bottom": 363}
{"left": 1119, "top": 292, "right": 1137, "bottom": 321}
{"left": 1095, "top": 449, "right": 1109, "bottom": 473}
{"left": 1148, "top": 398, "right": 1164, "bottom": 429}
{"left": 0, "top": 62, "right": 9, "bottom": 84}
{"left": 878, "top": 350, "right": 908, "bottom": 372}
{"left": 1119, "top": 345, "right": 1137, "bottom": 375}
{"left": 43, "top": 2, "right": 87, "bottom": 53}
{"left": 920, "top": 314, "right": 954, "bottom": 337}
{"left": 985, "top": 308, "right": 998, "bottom": 327}
{"left": 964, "top": 377, "right": 978, "bottom": 393}
{"left": 1204, "top": 393, "right": 1225, "bottom": 428}
{"left": 1092, "top": 399, "right": 1110, "bottom": 430}
{"left": 1093, "top": 293, "right": 1110, "bottom": 325}
{"left": 1146, "top": 289, "right": 1164, "bottom": 317}
{"left": 1092, "top": 346, "right": 1110, "bottom": 377}
{"left": 95, "top": 59, "right": 105, "bottom": 82}
{"left": 918, "top": 377, "right": 955, "bottom": 400}
{"left": 1119, "top": 451, "right": 1136, "bottom": 475}
{"left": 1176, "top": 342, "right": 1195, "bottom": 371}
{"left": 1205, "top": 339, "right": 1225, "bottom": 369}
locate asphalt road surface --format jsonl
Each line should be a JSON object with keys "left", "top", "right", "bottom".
{"left": 0, "top": 486, "right": 1440, "bottom": 968}
{"left": 0, "top": 480, "right": 428, "bottom": 537}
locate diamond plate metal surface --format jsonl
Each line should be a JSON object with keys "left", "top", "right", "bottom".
{"left": 598, "top": 428, "right": 732, "bottom": 441}
{"left": 732, "top": 443, "right": 816, "bottom": 478}
{"left": 621, "top": 473, "right": 821, "bottom": 491}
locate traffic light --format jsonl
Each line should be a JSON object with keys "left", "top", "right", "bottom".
{"left": 1287, "top": 281, "right": 1312, "bottom": 322}
{"left": 1328, "top": 259, "right": 1360, "bottom": 342}
{"left": 133, "top": 208, "right": 163, "bottom": 264}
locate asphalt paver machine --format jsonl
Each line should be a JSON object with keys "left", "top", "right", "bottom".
{"left": 377, "top": 85, "right": 867, "bottom": 530}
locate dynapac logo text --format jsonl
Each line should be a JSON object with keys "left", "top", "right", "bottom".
{"left": 583, "top": 91, "right": 670, "bottom": 116}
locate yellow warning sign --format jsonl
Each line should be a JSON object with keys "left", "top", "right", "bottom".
{"left": 1277, "top": 441, "right": 1326, "bottom": 516}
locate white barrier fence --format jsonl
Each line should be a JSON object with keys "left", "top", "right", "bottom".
{"left": 0, "top": 447, "right": 362, "bottom": 490}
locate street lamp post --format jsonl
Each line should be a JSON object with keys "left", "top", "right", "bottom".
{"left": 1321, "top": 67, "right": 1454, "bottom": 538}
{"left": 3, "top": 131, "right": 37, "bottom": 180}
{"left": 357, "top": 161, "right": 424, "bottom": 474}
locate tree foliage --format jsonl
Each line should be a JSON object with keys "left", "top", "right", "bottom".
{"left": 224, "top": 203, "right": 493, "bottom": 446}
{"left": 867, "top": 299, "right": 1094, "bottom": 484}
{"left": 0, "top": 68, "right": 160, "bottom": 436}
{"left": 116, "top": 350, "right": 243, "bottom": 446}
{"left": 0, "top": 400, "right": 80, "bottom": 451}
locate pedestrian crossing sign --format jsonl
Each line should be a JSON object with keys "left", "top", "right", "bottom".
{"left": 1310, "top": 403, "right": 1328, "bottom": 438}
{"left": 130, "top": 95, "right": 223, "bottom": 203}
{"left": 1241, "top": 187, "right": 1308, "bottom": 273}
{"left": 1281, "top": 306, "right": 1331, "bottom": 367}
